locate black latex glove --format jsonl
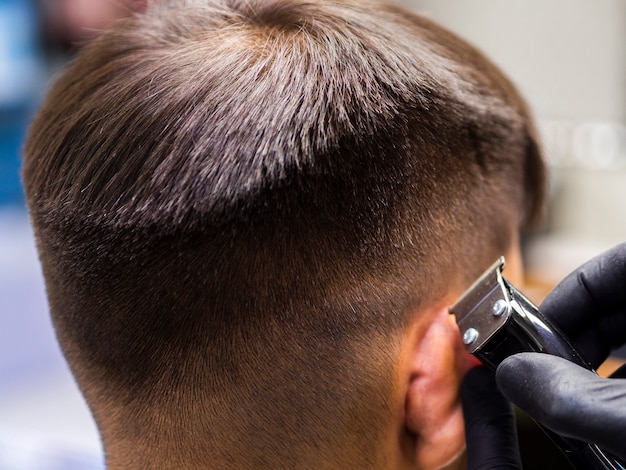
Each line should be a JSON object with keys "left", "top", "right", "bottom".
{"left": 461, "top": 366, "right": 522, "bottom": 470}
{"left": 496, "top": 242, "right": 626, "bottom": 462}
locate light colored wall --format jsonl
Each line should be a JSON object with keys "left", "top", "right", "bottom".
{"left": 401, "top": 0, "right": 626, "bottom": 121}
{"left": 400, "top": 0, "right": 626, "bottom": 278}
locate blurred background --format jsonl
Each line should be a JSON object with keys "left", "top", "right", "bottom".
{"left": 0, "top": 1, "right": 145, "bottom": 468}
{"left": 0, "top": 0, "right": 624, "bottom": 468}
{"left": 402, "top": 0, "right": 626, "bottom": 286}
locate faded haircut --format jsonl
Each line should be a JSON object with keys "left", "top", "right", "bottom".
{"left": 23, "top": 0, "right": 545, "bottom": 465}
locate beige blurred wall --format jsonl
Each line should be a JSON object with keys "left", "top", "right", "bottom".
{"left": 401, "top": 0, "right": 626, "bottom": 279}
{"left": 400, "top": 0, "right": 626, "bottom": 121}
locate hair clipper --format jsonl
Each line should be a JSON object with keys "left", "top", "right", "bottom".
{"left": 450, "top": 257, "right": 626, "bottom": 470}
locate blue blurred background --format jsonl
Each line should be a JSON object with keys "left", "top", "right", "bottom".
{"left": 0, "top": 0, "right": 102, "bottom": 465}
{"left": 1, "top": 1, "right": 625, "bottom": 469}
{"left": 0, "top": 1, "right": 144, "bottom": 468}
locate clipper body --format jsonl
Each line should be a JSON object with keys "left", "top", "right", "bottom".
{"left": 450, "top": 258, "right": 626, "bottom": 470}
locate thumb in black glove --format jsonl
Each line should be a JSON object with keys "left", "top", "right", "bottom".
{"left": 497, "top": 352, "right": 626, "bottom": 462}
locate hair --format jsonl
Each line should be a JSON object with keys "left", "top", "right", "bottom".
{"left": 23, "top": 0, "right": 545, "bottom": 467}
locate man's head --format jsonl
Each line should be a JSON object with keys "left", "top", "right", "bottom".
{"left": 23, "top": 0, "right": 545, "bottom": 468}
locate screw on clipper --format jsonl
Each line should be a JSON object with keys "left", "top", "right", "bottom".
{"left": 492, "top": 299, "right": 508, "bottom": 317}
{"left": 463, "top": 327, "right": 479, "bottom": 345}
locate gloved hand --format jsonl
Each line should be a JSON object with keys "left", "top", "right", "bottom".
{"left": 496, "top": 242, "right": 626, "bottom": 462}
{"left": 461, "top": 366, "right": 522, "bottom": 470}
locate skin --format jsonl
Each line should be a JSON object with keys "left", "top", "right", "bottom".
{"left": 90, "top": 244, "right": 525, "bottom": 470}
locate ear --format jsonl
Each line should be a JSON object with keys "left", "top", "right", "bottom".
{"left": 403, "top": 304, "right": 477, "bottom": 470}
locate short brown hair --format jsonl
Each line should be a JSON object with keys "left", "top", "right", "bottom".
{"left": 23, "top": 0, "right": 545, "bottom": 466}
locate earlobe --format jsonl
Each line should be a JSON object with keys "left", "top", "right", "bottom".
{"left": 403, "top": 305, "right": 475, "bottom": 469}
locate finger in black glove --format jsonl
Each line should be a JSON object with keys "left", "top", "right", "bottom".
{"left": 461, "top": 366, "right": 522, "bottom": 470}
{"left": 540, "top": 242, "right": 626, "bottom": 368}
